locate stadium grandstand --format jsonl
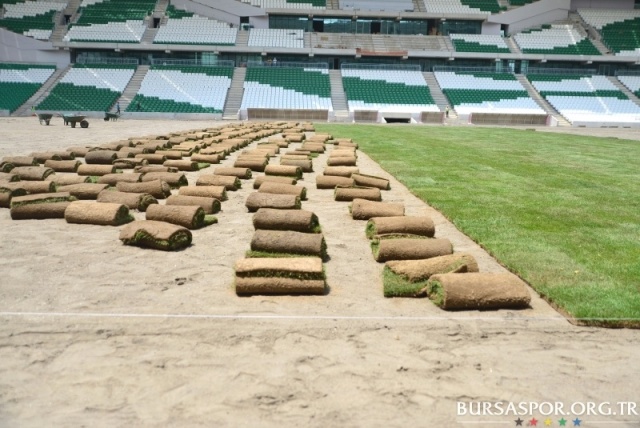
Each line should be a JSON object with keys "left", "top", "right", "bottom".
{"left": 1, "top": 0, "right": 640, "bottom": 126}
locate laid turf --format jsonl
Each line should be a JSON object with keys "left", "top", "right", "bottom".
{"left": 316, "top": 124, "right": 640, "bottom": 327}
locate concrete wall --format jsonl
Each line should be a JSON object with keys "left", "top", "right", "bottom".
{"left": 249, "top": 16, "right": 269, "bottom": 29}
{"left": 571, "top": 0, "right": 634, "bottom": 10}
{"left": 0, "top": 29, "right": 70, "bottom": 68}
{"left": 172, "top": 0, "right": 266, "bottom": 26}
{"left": 488, "top": 0, "right": 571, "bottom": 35}
{"left": 481, "top": 22, "right": 502, "bottom": 36}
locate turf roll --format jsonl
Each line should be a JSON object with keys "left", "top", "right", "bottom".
{"left": 1, "top": 163, "right": 14, "bottom": 173}
{"left": 0, "top": 186, "right": 27, "bottom": 208}
{"left": 77, "top": 164, "right": 115, "bottom": 176}
{"left": 366, "top": 216, "right": 435, "bottom": 239}
{"left": 351, "top": 199, "right": 404, "bottom": 220}
{"left": 191, "top": 154, "right": 220, "bottom": 164}
{"left": 116, "top": 180, "right": 171, "bottom": 199}
{"left": 329, "top": 149, "right": 357, "bottom": 158}
{"left": 258, "top": 182, "right": 306, "bottom": 200}
{"left": 30, "top": 152, "right": 63, "bottom": 163}
{"left": 57, "top": 183, "right": 109, "bottom": 200}
{"left": 245, "top": 193, "right": 301, "bottom": 212}
{"left": 323, "top": 166, "right": 359, "bottom": 177}
{"left": 234, "top": 257, "right": 326, "bottom": 295}
{"left": 0, "top": 172, "right": 18, "bottom": 183}
{"left": 119, "top": 220, "right": 192, "bottom": 251}
{"left": 280, "top": 159, "right": 313, "bottom": 173}
{"left": 97, "top": 173, "right": 142, "bottom": 186}
{"left": 281, "top": 154, "right": 310, "bottom": 161}
{"left": 316, "top": 175, "right": 354, "bottom": 189}
{"left": 334, "top": 186, "right": 381, "bottom": 202}
{"left": 284, "top": 133, "right": 305, "bottom": 143}
{"left": 196, "top": 174, "right": 241, "bottom": 190}
{"left": 134, "top": 153, "right": 167, "bottom": 164}
{"left": 44, "top": 160, "right": 81, "bottom": 173}
{"left": 327, "top": 156, "right": 357, "bottom": 167}
{"left": 178, "top": 185, "right": 227, "bottom": 201}
{"left": 253, "top": 175, "right": 296, "bottom": 189}
{"left": 10, "top": 192, "right": 76, "bottom": 207}
{"left": 234, "top": 158, "right": 268, "bottom": 172}
{"left": 66, "top": 146, "right": 94, "bottom": 157}
{"left": 252, "top": 208, "right": 320, "bottom": 233}
{"left": 2, "top": 180, "right": 56, "bottom": 194}
{"left": 145, "top": 204, "right": 216, "bottom": 229}
{"left": 386, "top": 253, "right": 479, "bottom": 283}
{"left": 85, "top": 151, "right": 117, "bottom": 164}
{"left": 47, "top": 175, "right": 91, "bottom": 186}
{"left": 97, "top": 190, "right": 157, "bottom": 212}
{"left": 352, "top": 173, "right": 390, "bottom": 190}
{"left": 163, "top": 160, "right": 201, "bottom": 171}
{"left": 140, "top": 172, "right": 187, "bottom": 188}
{"left": 11, "top": 166, "right": 55, "bottom": 181}
{"left": 134, "top": 165, "right": 177, "bottom": 173}
{"left": 371, "top": 236, "right": 453, "bottom": 262}
{"left": 156, "top": 150, "right": 183, "bottom": 160}
{"left": 1, "top": 156, "right": 38, "bottom": 167}
{"left": 114, "top": 158, "right": 148, "bottom": 169}
{"left": 10, "top": 201, "right": 71, "bottom": 220}
{"left": 250, "top": 230, "right": 326, "bottom": 258}
{"left": 166, "top": 195, "right": 221, "bottom": 214}
{"left": 64, "top": 201, "right": 134, "bottom": 226}
{"left": 426, "top": 273, "right": 532, "bottom": 310}
{"left": 264, "top": 164, "right": 303, "bottom": 179}
{"left": 214, "top": 167, "right": 252, "bottom": 179}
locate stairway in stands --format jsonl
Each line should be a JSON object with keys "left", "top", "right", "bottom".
{"left": 223, "top": 67, "right": 246, "bottom": 120}
{"left": 114, "top": 65, "right": 150, "bottom": 113}
{"left": 422, "top": 72, "right": 456, "bottom": 117}
{"left": 516, "top": 74, "right": 571, "bottom": 126}
{"left": 12, "top": 66, "right": 71, "bottom": 117}
{"left": 607, "top": 76, "right": 640, "bottom": 108}
{"left": 329, "top": 70, "right": 349, "bottom": 122}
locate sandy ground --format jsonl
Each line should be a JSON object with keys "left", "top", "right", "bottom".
{"left": 0, "top": 117, "right": 638, "bottom": 427}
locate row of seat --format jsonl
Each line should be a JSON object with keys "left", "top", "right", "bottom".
{"left": 2, "top": 1, "right": 66, "bottom": 18}
{"left": 0, "top": 63, "right": 56, "bottom": 113}
{"left": 154, "top": 16, "right": 237, "bottom": 45}
{"left": 248, "top": 29, "right": 304, "bottom": 49}
{"left": 578, "top": 9, "right": 640, "bottom": 56}
{"left": 63, "top": 20, "right": 146, "bottom": 42}
{"left": 513, "top": 25, "right": 600, "bottom": 55}
{"left": 450, "top": 34, "right": 510, "bottom": 53}
{"left": 424, "top": 0, "right": 495, "bottom": 15}
{"left": 238, "top": 0, "right": 326, "bottom": 9}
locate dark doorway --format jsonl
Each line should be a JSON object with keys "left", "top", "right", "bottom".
{"left": 371, "top": 21, "right": 381, "bottom": 34}
{"left": 153, "top": 18, "right": 160, "bottom": 28}
{"left": 313, "top": 19, "right": 324, "bottom": 32}
{"left": 384, "top": 117, "right": 410, "bottom": 123}
{"left": 64, "top": 14, "right": 71, "bottom": 24}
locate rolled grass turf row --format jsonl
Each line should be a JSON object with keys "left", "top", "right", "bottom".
{"left": 145, "top": 204, "right": 217, "bottom": 229}
{"left": 352, "top": 173, "right": 390, "bottom": 190}
{"left": 64, "top": 201, "right": 134, "bottom": 226}
{"left": 252, "top": 208, "right": 321, "bottom": 233}
{"left": 97, "top": 190, "right": 158, "bottom": 212}
{"left": 245, "top": 193, "right": 301, "bottom": 212}
{"left": 250, "top": 229, "right": 327, "bottom": 258}
{"left": 351, "top": 199, "right": 404, "bottom": 220}
{"left": 258, "top": 182, "right": 307, "bottom": 200}
{"left": 116, "top": 180, "right": 171, "bottom": 199}
{"left": 371, "top": 236, "right": 453, "bottom": 262}
{"left": 10, "top": 202, "right": 71, "bottom": 220}
{"left": 166, "top": 195, "right": 221, "bottom": 214}
{"left": 334, "top": 186, "right": 382, "bottom": 202}
{"left": 366, "top": 216, "right": 435, "bottom": 239}
{"left": 234, "top": 257, "right": 326, "bottom": 295}
{"left": 196, "top": 174, "right": 241, "bottom": 191}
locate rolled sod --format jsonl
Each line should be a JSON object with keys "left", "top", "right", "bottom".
{"left": 200, "top": 147, "right": 228, "bottom": 157}
{"left": 258, "top": 182, "right": 307, "bottom": 200}
{"left": 11, "top": 166, "right": 54, "bottom": 181}
{"left": 57, "top": 183, "right": 109, "bottom": 200}
{"left": 156, "top": 150, "right": 183, "bottom": 160}
{"left": 119, "top": 220, "right": 192, "bottom": 251}
{"left": 1, "top": 156, "right": 38, "bottom": 167}
{"left": 140, "top": 172, "right": 187, "bottom": 188}
{"left": 316, "top": 175, "right": 354, "bottom": 189}
{"left": 234, "top": 257, "right": 326, "bottom": 296}
{"left": 166, "top": 195, "right": 221, "bottom": 214}
{"left": 253, "top": 175, "right": 296, "bottom": 189}
{"left": 323, "top": 166, "right": 359, "bottom": 177}
{"left": 327, "top": 156, "right": 357, "bottom": 167}
{"left": 97, "top": 173, "right": 142, "bottom": 186}
{"left": 264, "top": 164, "right": 303, "bottom": 179}
{"left": 163, "top": 160, "right": 203, "bottom": 171}
{"left": 426, "top": 273, "right": 532, "bottom": 310}
{"left": 334, "top": 186, "right": 381, "bottom": 202}
{"left": 30, "top": 152, "right": 61, "bottom": 163}
{"left": 251, "top": 229, "right": 326, "bottom": 258}
{"left": 214, "top": 167, "right": 252, "bottom": 179}
{"left": 10, "top": 192, "right": 76, "bottom": 207}
{"left": 196, "top": 174, "right": 241, "bottom": 190}
{"left": 383, "top": 254, "right": 478, "bottom": 298}
{"left": 253, "top": 208, "right": 320, "bottom": 233}
{"left": 10, "top": 201, "right": 71, "bottom": 220}
{"left": 114, "top": 158, "right": 148, "bottom": 169}
{"left": 179, "top": 185, "right": 227, "bottom": 201}
{"left": 65, "top": 201, "right": 134, "bottom": 226}
{"left": 134, "top": 165, "right": 176, "bottom": 173}
{"left": 145, "top": 204, "right": 216, "bottom": 229}
{"left": 118, "top": 147, "right": 147, "bottom": 156}
{"left": 245, "top": 193, "right": 301, "bottom": 212}
{"left": 85, "top": 150, "right": 117, "bottom": 165}
{"left": 0, "top": 186, "right": 27, "bottom": 208}
{"left": 114, "top": 152, "right": 135, "bottom": 160}
{"left": 191, "top": 154, "right": 220, "bottom": 164}
{"left": 366, "top": 216, "right": 435, "bottom": 239}
{"left": 281, "top": 154, "right": 310, "bottom": 161}
{"left": 47, "top": 175, "right": 91, "bottom": 186}
{"left": 234, "top": 158, "right": 268, "bottom": 172}
{"left": 352, "top": 173, "right": 390, "bottom": 190}
{"left": 135, "top": 153, "right": 167, "bottom": 164}
{"left": 351, "top": 199, "right": 404, "bottom": 220}
{"left": 280, "top": 159, "right": 313, "bottom": 173}
{"left": 116, "top": 180, "right": 171, "bottom": 199}
{"left": 44, "top": 160, "right": 81, "bottom": 173}
{"left": 329, "top": 149, "right": 357, "bottom": 157}
{"left": 97, "top": 190, "right": 157, "bottom": 212}
{"left": 2, "top": 180, "right": 56, "bottom": 194}
{"left": 284, "top": 133, "right": 305, "bottom": 143}
{"left": 371, "top": 237, "right": 453, "bottom": 263}
{"left": 77, "top": 164, "right": 115, "bottom": 176}
{"left": 0, "top": 172, "right": 19, "bottom": 183}
{"left": 1, "top": 163, "right": 14, "bottom": 173}
{"left": 66, "top": 146, "right": 94, "bottom": 157}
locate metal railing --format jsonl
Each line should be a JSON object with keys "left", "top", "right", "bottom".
{"left": 526, "top": 67, "right": 597, "bottom": 75}
{"left": 76, "top": 57, "right": 139, "bottom": 65}
{"left": 246, "top": 61, "right": 329, "bottom": 69}
{"left": 151, "top": 58, "right": 235, "bottom": 67}
{"left": 432, "top": 65, "right": 506, "bottom": 73}
{"left": 341, "top": 63, "right": 420, "bottom": 71}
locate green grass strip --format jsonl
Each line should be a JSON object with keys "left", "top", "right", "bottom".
{"left": 316, "top": 123, "right": 640, "bottom": 327}
{"left": 383, "top": 266, "right": 429, "bottom": 298}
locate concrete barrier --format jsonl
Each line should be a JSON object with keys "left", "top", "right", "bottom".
{"left": 246, "top": 109, "right": 329, "bottom": 121}
{"left": 469, "top": 113, "right": 549, "bottom": 126}
{"left": 421, "top": 111, "right": 445, "bottom": 124}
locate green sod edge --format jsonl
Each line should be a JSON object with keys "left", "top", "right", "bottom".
{"left": 235, "top": 267, "right": 326, "bottom": 281}
{"left": 138, "top": 195, "right": 158, "bottom": 212}
{"left": 365, "top": 220, "right": 377, "bottom": 239}
{"left": 1, "top": 164, "right": 14, "bottom": 173}
{"left": 203, "top": 215, "right": 218, "bottom": 226}
{"left": 123, "top": 229, "right": 192, "bottom": 251}
{"left": 0, "top": 187, "right": 27, "bottom": 197}
{"left": 10, "top": 195, "right": 77, "bottom": 207}
{"left": 382, "top": 266, "right": 429, "bottom": 298}
{"left": 427, "top": 279, "right": 445, "bottom": 308}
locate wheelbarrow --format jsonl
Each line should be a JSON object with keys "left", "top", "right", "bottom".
{"left": 63, "top": 114, "right": 89, "bottom": 128}
{"left": 37, "top": 113, "right": 53, "bottom": 125}
{"left": 104, "top": 112, "right": 120, "bottom": 121}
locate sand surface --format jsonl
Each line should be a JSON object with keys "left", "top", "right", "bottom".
{"left": 0, "top": 117, "right": 638, "bottom": 427}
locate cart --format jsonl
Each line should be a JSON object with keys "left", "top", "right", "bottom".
{"left": 37, "top": 113, "right": 53, "bottom": 125}
{"left": 104, "top": 112, "right": 120, "bottom": 121}
{"left": 63, "top": 114, "right": 89, "bottom": 128}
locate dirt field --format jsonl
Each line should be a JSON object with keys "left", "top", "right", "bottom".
{"left": 0, "top": 117, "right": 638, "bottom": 427}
